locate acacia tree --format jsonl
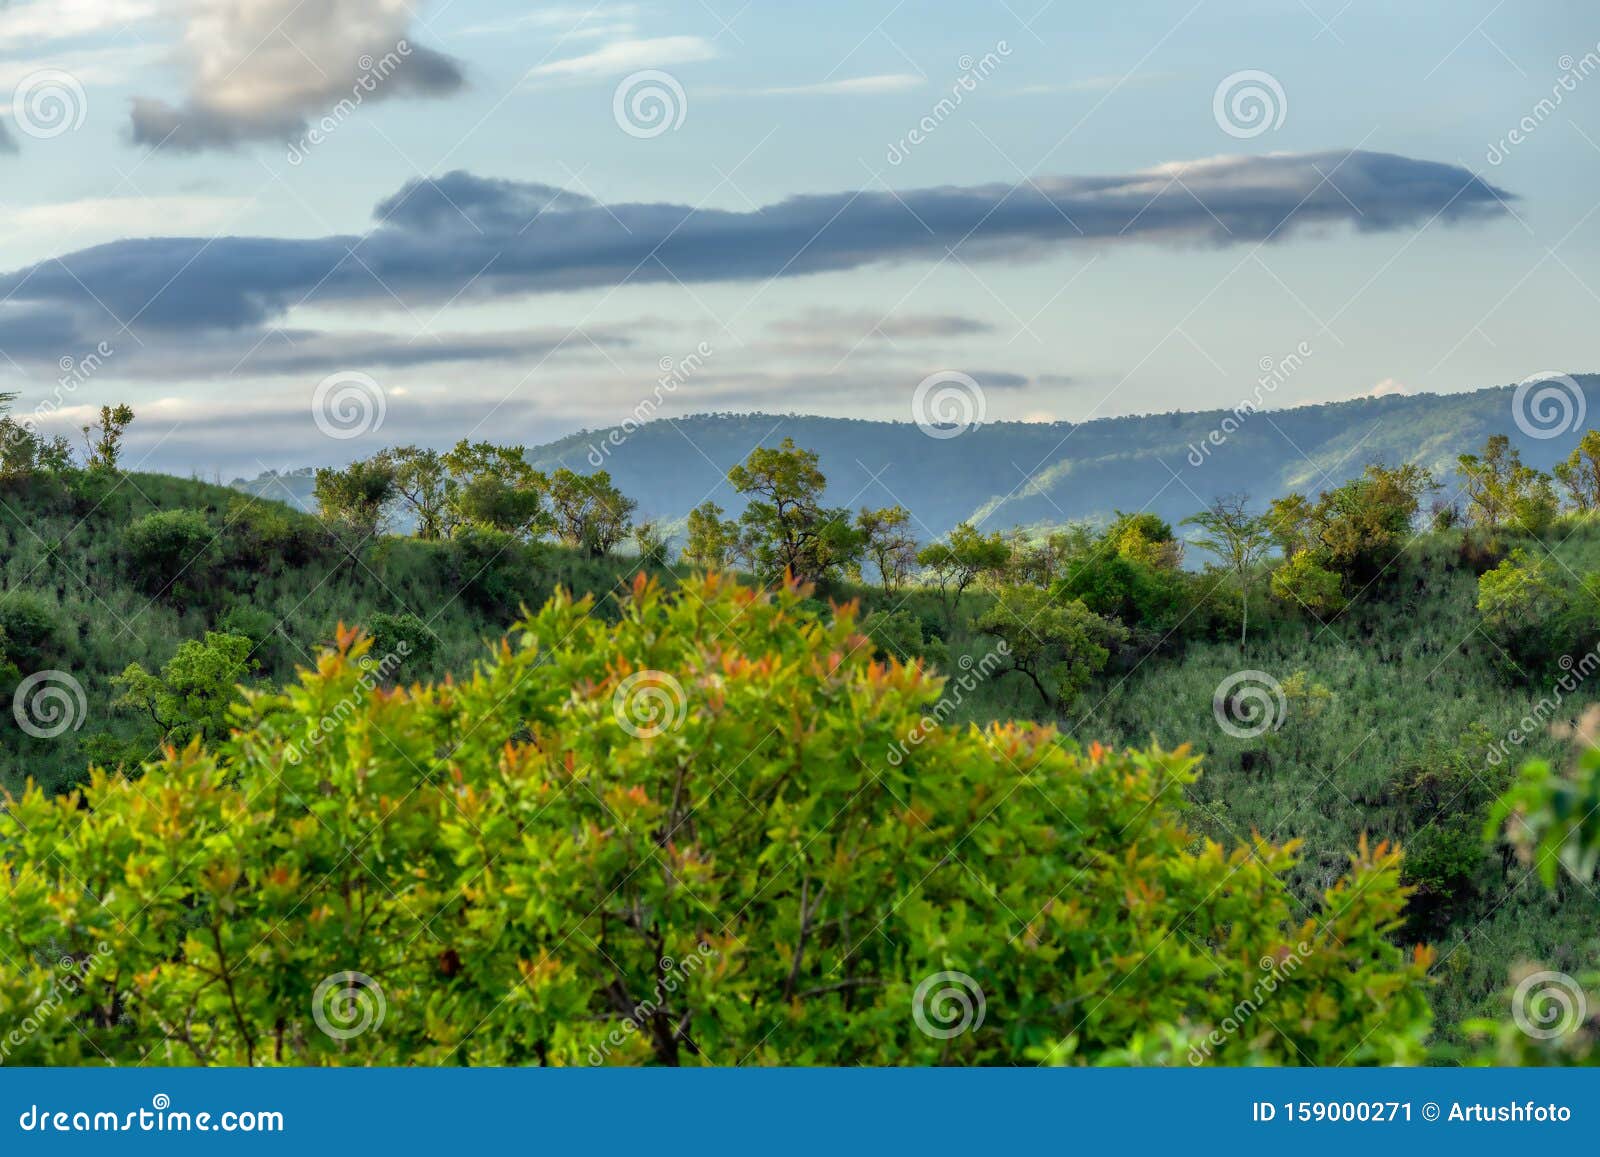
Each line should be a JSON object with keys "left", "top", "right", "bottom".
{"left": 683, "top": 501, "right": 739, "bottom": 571}
{"left": 855, "top": 505, "right": 918, "bottom": 592}
{"left": 81, "top": 403, "right": 135, "bottom": 472}
{"left": 386, "top": 446, "right": 451, "bottom": 540}
{"left": 1554, "top": 430, "right": 1600, "bottom": 512}
{"left": 727, "top": 438, "right": 859, "bottom": 584}
{"left": 917, "top": 521, "right": 1011, "bottom": 622}
{"left": 546, "top": 468, "right": 638, "bottom": 557}
{"left": 1184, "top": 496, "right": 1275, "bottom": 647}
{"left": 442, "top": 441, "right": 548, "bottom": 537}
{"left": 976, "top": 585, "right": 1125, "bottom": 707}
{"left": 1458, "top": 435, "right": 1558, "bottom": 534}
{"left": 313, "top": 457, "right": 397, "bottom": 546}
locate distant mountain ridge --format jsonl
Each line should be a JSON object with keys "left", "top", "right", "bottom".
{"left": 233, "top": 375, "right": 1599, "bottom": 539}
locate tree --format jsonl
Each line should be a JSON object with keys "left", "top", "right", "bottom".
{"left": 111, "top": 630, "right": 257, "bottom": 750}
{"left": 1458, "top": 435, "right": 1559, "bottom": 534}
{"left": 916, "top": 521, "right": 1011, "bottom": 621}
{"left": 683, "top": 501, "right": 739, "bottom": 571}
{"left": 442, "top": 441, "right": 547, "bottom": 538}
{"left": 314, "top": 458, "right": 397, "bottom": 545}
{"left": 727, "top": 438, "right": 859, "bottom": 584}
{"left": 632, "top": 519, "right": 670, "bottom": 567}
{"left": 546, "top": 468, "right": 637, "bottom": 557}
{"left": 0, "top": 579, "right": 1434, "bottom": 1066}
{"left": 855, "top": 505, "right": 918, "bottom": 591}
{"left": 1554, "top": 430, "right": 1600, "bottom": 513}
{"left": 81, "top": 403, "right": 134, "bottom": 472}
{"left": 975, "top": 585, "right": 1125, "bottom": 707}
{"left": 1270, "top": 551, "right": 1347, "bottom": 618}
{"left": 386, "top": 446, "right": 450, "bottom": 540}
{"left": 1184, "top": 496, "right": 1274, "bottom": 647}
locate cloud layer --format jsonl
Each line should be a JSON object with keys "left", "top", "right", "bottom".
{"left": 0, "top": 150, "right": 1511, "bottom": 374}
{"left": 130, "top": 0, "right": 464, "bottom": 150}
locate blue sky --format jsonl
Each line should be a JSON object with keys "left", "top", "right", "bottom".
{"left": 0, "top": 0, "right": 1595, "bottom": 476}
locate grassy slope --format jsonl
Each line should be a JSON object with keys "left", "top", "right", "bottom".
{"left": 909, "top": 528, "right": 1600, "bottom": 1039}
{"left": 0, "top": 472, "right": 660, "bottom": 794}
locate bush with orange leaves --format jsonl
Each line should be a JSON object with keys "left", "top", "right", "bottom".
{"left": 0, "top": 574, "right": 1433, "bottom": 1065}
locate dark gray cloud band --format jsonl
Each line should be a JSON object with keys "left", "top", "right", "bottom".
{"left": 0, "top": 150, "right": 1511, "bottom": 372}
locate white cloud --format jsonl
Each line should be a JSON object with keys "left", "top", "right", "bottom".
{"left": 525, "top": 35, "right": 716, "bottom": 82}
{"left": 0, "top": 195, "right": 253, "bottom": 266}
{"left": 0, "top": 0, "right": 163, "bottom": 48}
{"left": 129, "top": 0, "right": 464, "bottom": 151}
{"left": 757, "top": 74, "right": 923, "bottom": 96}
{"left": 1367, "top": 377, "right": 1410, "bottom": 397}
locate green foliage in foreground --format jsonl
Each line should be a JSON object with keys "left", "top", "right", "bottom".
{"left": 0, "top": 577, "right": 1433, "bottom": 1066}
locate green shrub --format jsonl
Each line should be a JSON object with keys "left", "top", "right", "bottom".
{"left": 0, "top": 590, "right": 62, "bottom": 667}
{"left": 123, "top": 509, "right": 218, "bottom": 596}
{"left": 0, "top": 576, "right": 1433, "bottom": 1066}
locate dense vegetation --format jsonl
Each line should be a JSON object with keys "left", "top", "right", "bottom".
{"left": 6, "top": 394, "right": 1600, "bottom": 1065}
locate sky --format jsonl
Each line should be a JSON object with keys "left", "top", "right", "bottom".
{"left": 0, "top": 0, "right": 1596, "bottom": 478}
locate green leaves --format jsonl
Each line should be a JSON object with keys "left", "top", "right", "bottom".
{"left": 0, "top": 576, "right": 1434, "bottom": 1066}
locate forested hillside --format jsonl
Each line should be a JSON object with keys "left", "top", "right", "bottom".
{"left": 235, "top": 375, "right": 1598, "bottom": 538}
